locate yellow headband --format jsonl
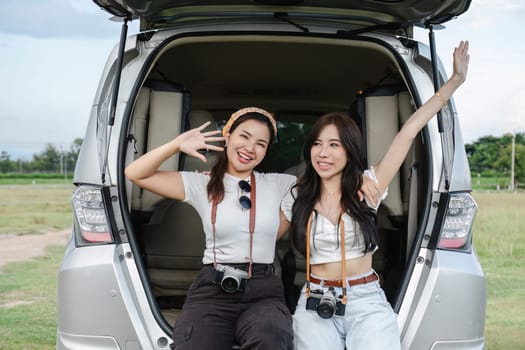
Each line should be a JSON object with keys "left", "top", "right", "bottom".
{"left": 222, "top": 107, "right": 278, "bottom": 137}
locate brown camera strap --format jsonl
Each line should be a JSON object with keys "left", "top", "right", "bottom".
{"left": 305, "top": 210, "right": 348, "bottom": 304}
{"left": 211, "top": 172, "right": 256, "bottom": 278}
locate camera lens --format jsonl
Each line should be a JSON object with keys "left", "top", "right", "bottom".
{"left": 317, "top": 302, "right": 335, "bottom": 319}
{"left": 317, "top": 293, "right": 337, "bottom": 319}
{"left": 221, "top": 276, "right": 239, "bottom": 293}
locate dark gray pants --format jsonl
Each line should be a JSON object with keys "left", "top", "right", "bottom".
{"left": 172, "top": 264, "right": 294, "bottom": 350}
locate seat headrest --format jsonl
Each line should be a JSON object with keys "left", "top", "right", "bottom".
{"left": 185, "top": 110, "right": 218, "bottom": 172}
{"left": 189, "top": 110, "right": 215, "bottom": 129}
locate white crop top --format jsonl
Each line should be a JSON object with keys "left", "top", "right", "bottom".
{"left": 181, "top": 171, "right": 295, "bottom": 264}
{"left": 306, "top": 212, "right": 377, "bottom": 264}
{"left": 281, "top": 168, "right": 387, "bottom": 264}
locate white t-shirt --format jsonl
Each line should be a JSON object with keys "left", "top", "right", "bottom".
{"left": 281, "top": 168, "right": 387, "bottom": 264}
{"left": 181, "top": 171, "right": 295, "bottom": 264}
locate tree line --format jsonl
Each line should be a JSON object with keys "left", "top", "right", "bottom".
{"left": 466, "top": 132, "right": 524, "bottom": 183}
{"left": 0, "top": 133, "right": 523, "bottom": 184}
{"left": 0, "top": 138, "right": 82, "bottom": 174}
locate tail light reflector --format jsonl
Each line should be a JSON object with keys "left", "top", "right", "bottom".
{"left": 72, "top": 186, "right": 113, "bottom": 244}
{"left": 438, "top": 193, "right": 477, "bottom": 250}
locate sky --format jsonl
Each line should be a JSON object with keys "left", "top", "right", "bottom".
{"left": 1, "top": 0, "right": 524, "bottom": 159}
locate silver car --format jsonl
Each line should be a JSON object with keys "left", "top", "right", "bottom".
{"left": 58, "top": 1, "right": 485, "bottom": 349}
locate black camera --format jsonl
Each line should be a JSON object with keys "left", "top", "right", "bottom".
{"left": 212, "top": 264, "right": 249, "bottom": 293}
{"left": 306, "top": 288, "right": 346, "bottom": 319}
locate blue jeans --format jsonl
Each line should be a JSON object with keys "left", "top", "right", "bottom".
{"left": 293, "top": 270, "right": 400, "bottom": 350}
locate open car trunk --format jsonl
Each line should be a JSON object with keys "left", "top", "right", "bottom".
{"left": 124, "top": 33, "right": 426, "bottom": 329}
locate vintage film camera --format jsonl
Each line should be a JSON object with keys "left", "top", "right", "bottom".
{"left": 213, "top": 264, "right": 249, "bottom": 293}
{"left": 306, "top": 287, "right": 346, "bottom": 319}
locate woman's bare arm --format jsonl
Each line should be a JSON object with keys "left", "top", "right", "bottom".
{"left": 124, "top": 121, "right": 224, "bottom": 200}
{"left": 374, "top": 41, "right": 470, "bottom": 193}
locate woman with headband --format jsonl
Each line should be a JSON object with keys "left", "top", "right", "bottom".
{"left": 125, "top": 107, "right": 296, "bottom": 349}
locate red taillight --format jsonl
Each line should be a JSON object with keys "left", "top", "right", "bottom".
{"left": 72, "top": 186, "right": 113, "bottom": 244}
{"left": 438, "top": 193, "right": 477, "bottom": 250}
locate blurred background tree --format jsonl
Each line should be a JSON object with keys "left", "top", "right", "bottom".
{"left": 0, "top": 139, "right": 83, "bottom": 174}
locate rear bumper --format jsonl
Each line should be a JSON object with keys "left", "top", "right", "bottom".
{"left": 56, "top": 331, "right": 120, "bottom": 350}
{"left": 430, "top": 338, "right": 484, "bottom": 350}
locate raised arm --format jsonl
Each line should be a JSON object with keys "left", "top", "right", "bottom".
{"left": 124, "top": 121, "right": 224, "bottom": 200}
{"left": 374, "top": 40, "right": 470, "bottom": 193}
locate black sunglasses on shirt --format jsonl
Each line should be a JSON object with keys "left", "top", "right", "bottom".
{"left": 238, "top": 180, "right": 251, "bottom": 210}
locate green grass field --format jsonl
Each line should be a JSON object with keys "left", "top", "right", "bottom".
{"left": 472, "top": 192, "right": 525, "bottom": 349}
{"left": 0, "top": 184, "right": 74, "bottom": 234}
{"left": 0, "top": 246, "right": 63, "bottom": 350}
{"left": 471, "top": 175, "right": 522, "bottom": 192}
{"left": 0, "top": 184, "right": 523, "bottom": 349}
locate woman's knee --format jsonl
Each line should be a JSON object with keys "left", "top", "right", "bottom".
{"left": 237, "top": 303, "right": 293, "bottom": 349}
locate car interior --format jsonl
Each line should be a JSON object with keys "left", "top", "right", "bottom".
{"left": 124, "top": 35, "right": 424, "bottom": 325}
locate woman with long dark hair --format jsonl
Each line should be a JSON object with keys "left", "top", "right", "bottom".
{"left": 288, "top": 41, "right": 470, "bottom": 349}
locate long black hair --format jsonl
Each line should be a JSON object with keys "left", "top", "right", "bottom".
{"left": 291, "top": 112, "right": 378, "bottom": 256}
{"left": 207, "top": 112, "right": 276, "bottom": 203}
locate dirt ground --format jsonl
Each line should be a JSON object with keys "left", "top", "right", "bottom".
{"left": 0, "top": 228, "right": 70, "bottom": 271}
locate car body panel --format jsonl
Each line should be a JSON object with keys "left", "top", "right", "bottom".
{"left": 58, "top": 240, "right": 168, "bottom": 349}
{"left": 401, "top": 249, "right": 485, "bottom": 349}
{"left": 449, "top": 113, "right": 473, "bottom": 191}
{"left": 74, "top": 34, "right": 145, "bottom": 185}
